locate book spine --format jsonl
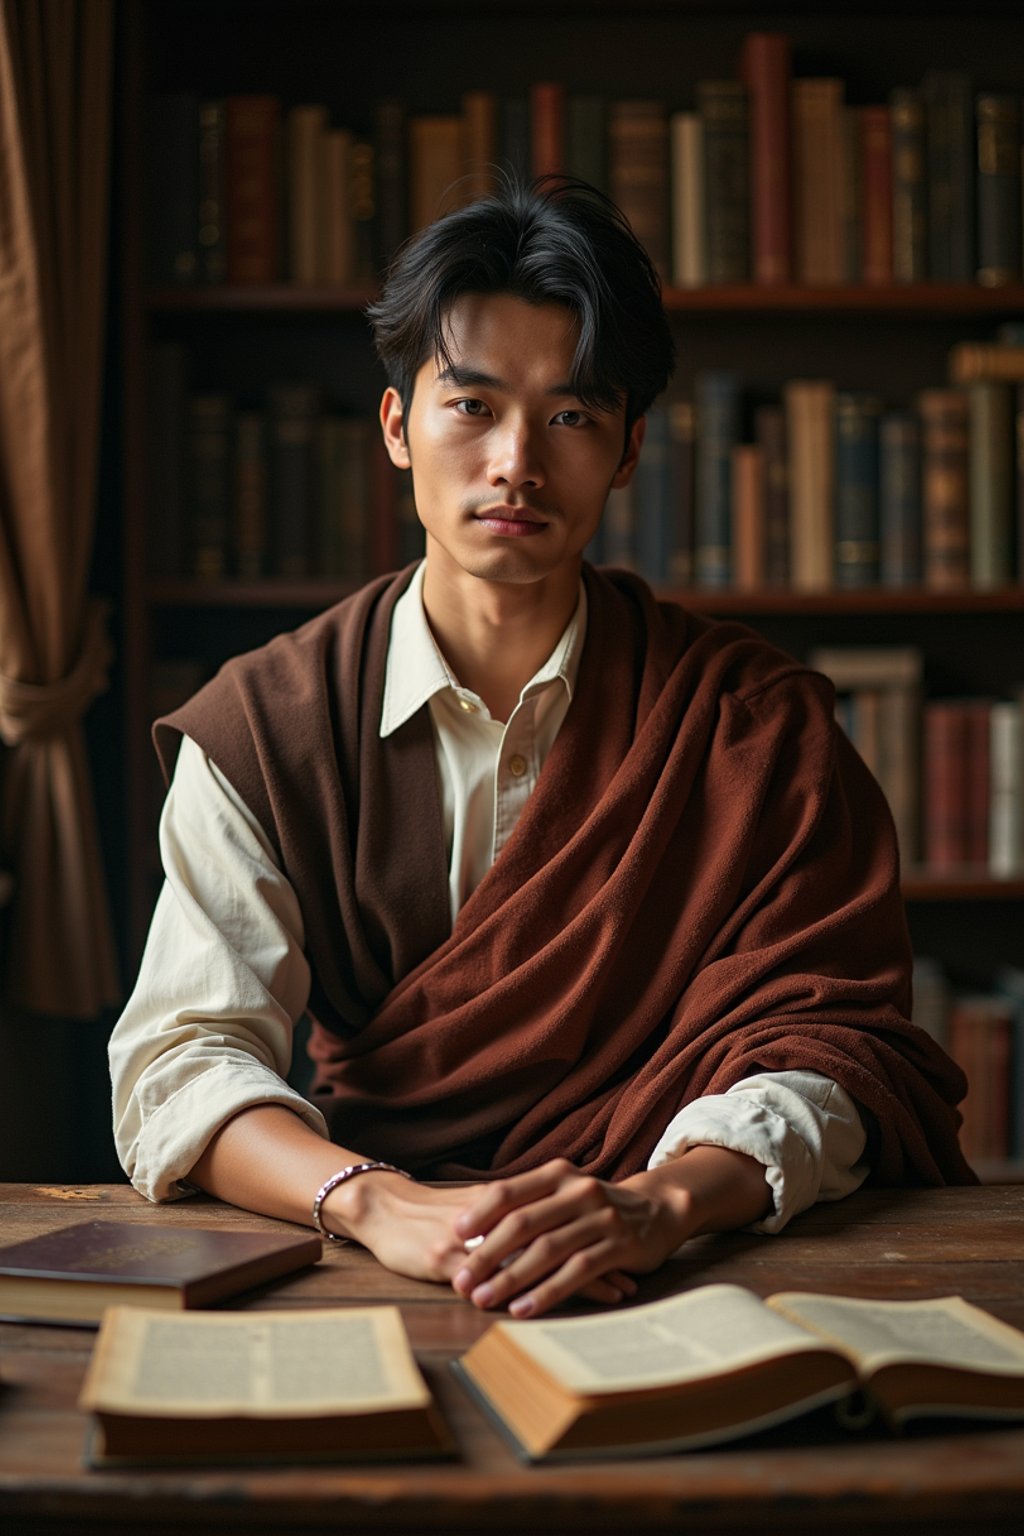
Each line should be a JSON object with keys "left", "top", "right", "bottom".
{"left": 374, "top": 98, "right": 407, "bottom": 271}
{"left": 755, "top": 403, "right": 789, "bottom": 585}
{"left": 792, "top": 79, "right": 845, "bottom": 285}
{"left": 632, "top": 405, "right": 672, "bottom": 584}
{"left": 989, "top": 701, "right": 1024, "bottom": 875}
{"left": 968, "top": 379, "right": 1015, "bottom": 586}
{"left": 1017, "top": 383, "right": 1024, "bottom": 582}
{"left": 500, "top": 97, "right": 530, "bottom": 182}
{"left": 923, "top": 701, "right": 971, "bottom": 867}
{"left": 738, "top": 31, "right": 792, "bottom": 286}
{"left": 730, "top": 443, "right": 766, "bottom": 590}
{"left": 697, "top": 82, "right": 750, "bottom": 284}
{"left": 409, "top": 117, "right": 463, "bottom": 233}
{"left": 670, "top": 112, "right": 705, "bottom": 288}
{"left": 531, "top": 82, "right": 566, "bottom": 177}
{"left": 840, "top": 106, "right": 862, "bottom": 283}
{"left": 785, "top": 379, "right": 836, "bottom": 590}
{"left": 859, "top": 105, "right": 893, "bottom": 285}
{"left": 462, "top": 90, "right": 499, "bottom": 203}
{"left": 694, "top": 371, "right": 741, "bottom": 586}
{"left": 233, "top": 410, "right": 268, "bottom": 579}
{"left": 918, "top": 388, "right": 970, "bottom": 589}
{"left": 834, "top": 391, "right": 882, "bottom": 586}
{"left": 890, "top": 87, "right": 928, "bottom": 283}
{"left": 370, "top": 430, "right": 400, "bottom": 577}
{"left": 147, "top": 92, "right": 200, "bottom": 286}
{"left": 949, "top": 342, "right": 1024, "bottom": 384}
{"left": 922, "top": 70, "right": 975, "bottom": 283}
{"left": 350, "top": 139, "right": 376, "bottom": 283}
{"left": 268, "top": 383, "right": 321, "bottom": 577}
{"left": 147, "top": 343, "right": 189, "bottom": 577}
{"left": 323, "top": 128, "right": 355, "bottom": 285}
{"left": 965, "top": 699, "right": 993, "bottom": 867}
{"left": 287, "top": 104, "right": 328, "bottom": 285}
{"left": 608, "top": 100, "right": 670, "bottom": 280}
{"left": 198, "top": 100, "right": 227, "bottom": 284}
{"left": 879, "top": 409, "right": 922, "bottom": 587}
{"left": 225, "top": 95, "right": 282, "bottom": 284}
{"left": 976, "top": 93, "right": 1023, "bottom": 286}
{"left": 188, "top": 394, "right": 233, "bottom": 579}
{"left": 667, "top": 398, "right": 696, "bottom": 585}
{"left": 602, "top": 484, "right": 638, "bottom": 572}
{"left": 567, "top": 95, "right": 607, "bottom": 195}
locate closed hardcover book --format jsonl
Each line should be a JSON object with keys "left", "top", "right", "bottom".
{"left": 669, "top": 112, "right": 705, "bottom": 288}
{"left": 730, "top": 443, "right": 766, "bottom": 590}
{"left": 567, "top": 95, "right": 607, "bottom": 194}
{"left": 968, "top": 379, "right": 1015, "bottom": 586}
{"left": 785, "top": 379, "right": 835, "bottom": 590}
{"left": 921, "top": 70, "right": 975, "bottom": 283}
{"left": 792, "top": 79, "right": 845, "bottom": 285}
{"left": 950, "top": 342, "right": 1024, "bottom": 384}
{"left": 859, "top": 105, "right": 894, "bottom": 285}
{"left": 462, "top": 90, "right": 499, "bottom": 203}
{"left": 879, "top": 409, "right": 923, "bottom": 587}
{"left": 696, "top": 81, "right": 750, "bottom": 284}
{"left": 738, "top": 32, "right": 792, "bottom": 285}
{"left": 531, "top": 82, "right": 566, "bottom": 177}
{"left": 889, "top": 87, "right": 928, "bottom": 283}
{"left": 349, "top": 139, "right": 377, "bottom": 284}
{"left": 965, "top": 699, "right": 993, "bottom": 866}
{"left": 286, "top": 104, "right": 328, "bottom": 284}
{"left": 316, "top": 415, "right": 373, "bottom": 581}
{"left": 233, "top": 410, "right": 268, "bottom": 579}
{"left": 834, "top": 391, "right": 882, "bottom": 586}
{"left": 755, "top": 403, "right": 789, "bottom": 585}
{"left": 840, "top": 106, "right": 862, "bottom": 283}
{"left": 146, "top": 92, "right": 200, "bottom": 286}
{"left": 0, "top": 1220, "right": 320, "bottom": 1326}
{"left": 924, "top": 701, "right": 972, "bottom": 868}
{"left": 666, "top": 398, "right": 696, "bottom": 585}
{"left": 225, "top": 95, "right": 282, "bottom": 284}
{"left": 976, "top": 93, "right": 1022, "bottom": 287}
{"left": 949, "top": 995, "right": 1014, "bottom": 1162}
{"left": 694, "top": 371, "right": 741, "bottom": 586}
{"left": 409, "top": 116, "right": 463, "bottom": 234}
{"left": 323, "top": 127, "right": 355, "bottom": 285}
{"left": 918, "top": 388, "right": 970, "bottom": 589}
{"left": 198, "top": 100, "right": 227, "bottom": 284}
{"left": 268, "top": 383, "right": 322, "bottom": 577}
{"left": 989, "top": 701, "right": 1024, "bottom": 875}
{"left": 187, "top": 394, "right": 233, "bottom": 579}
{"left": 633, "top": 405, "right": 673, "bottom": 584}
{"left": 608, "top": 100, "right": 670, "bottom": 280}
{"left": 374, "top": 98, "right": 407, "bottom": 270}
{"left": 602, "top": 484, "right": 638, "bottom": 572}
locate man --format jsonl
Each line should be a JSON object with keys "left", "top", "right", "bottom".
{"left": 110, "top": 178, "right": 971, "bottom": 1322}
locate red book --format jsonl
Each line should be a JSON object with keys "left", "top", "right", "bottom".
{"left": 860, "top": 105, "right": 893, "bottom": 285}
{"left": 225, "top": 95, "right": 282, "bottom": 283}
{"left": 918, "top": 388, "right": 970, "bottom": 589}
{"left": 739, "top": 32, "right": 792, "bottom": 285}
{"left": 531, "top": 82, "right": 566, "bottom": 177}
{"left": 923, "top": 701, "right": 971, "bottom": 869}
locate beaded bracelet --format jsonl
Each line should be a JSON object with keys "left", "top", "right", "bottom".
{"left": 312, "top": 1162, "right": 412, "bottom": 1242}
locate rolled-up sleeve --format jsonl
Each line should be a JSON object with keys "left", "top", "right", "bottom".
{"left": 109, "top": 735, "right": 328, "bottom": 1202}
{"left": 647, "top": 1070, "right": 869, "bottom": 1233}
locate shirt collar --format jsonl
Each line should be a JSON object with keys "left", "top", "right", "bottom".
{"left": 379, "top": 560, "right": 587, "bottom": 737}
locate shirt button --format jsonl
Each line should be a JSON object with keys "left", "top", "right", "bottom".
{"left": 458, "top": 697, "right": 478, "bottom": 713}
{"left": 508, "top": 753, "right": 528, "bottom": 778}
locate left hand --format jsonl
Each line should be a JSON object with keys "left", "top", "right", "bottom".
{"left": 450, "top": 1148, "right": 772, "bottom": 1318}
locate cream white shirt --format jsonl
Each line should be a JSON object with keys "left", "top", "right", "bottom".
{"left": 110, "top": 563, "right": 868, "bottom": 1230}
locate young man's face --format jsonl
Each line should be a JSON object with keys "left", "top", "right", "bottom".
{"left": 380, "top": 292, "right": 644, "bottom": 595}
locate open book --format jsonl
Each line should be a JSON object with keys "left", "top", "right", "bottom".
{"left": 455, "top": 1283, "right": 1024, "bottom": 1460}
{"left": 79, "top": 1305, "right": 451, "bottom": 1464}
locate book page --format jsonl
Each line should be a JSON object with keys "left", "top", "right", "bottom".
{"left": 768, "top": 1292, "right": 1024, "bottom": 1376}
{"left": 80, "top": 1306, "right": 431, "bottom": 1417}
{"left": 497, "top": 1284, "right": 836, "bottom": 1395}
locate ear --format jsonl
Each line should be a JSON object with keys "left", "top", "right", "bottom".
{"left": 611, "top": 415, "right": 646, "bottom": 489}
{"left": 380, "top": 387, "right": 411, "bottom": 469}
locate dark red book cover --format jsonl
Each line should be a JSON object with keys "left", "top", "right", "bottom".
{"left": 860, "top": 105, "right": 893, "bottom": 285}
{"left": 923, "top": 701, "right": 971, "bottom": 869}
{"left": 739, "top": 32, "right": 792, "bottom": 285}
{"left": 225, "top": 94, "right": 282, "bottom": 284}
{"left": 531, "top": 82, "right": 566, "bottom": 178}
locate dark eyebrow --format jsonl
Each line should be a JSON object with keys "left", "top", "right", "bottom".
{"left": 434, "top": 363, "right": 579, "bottom": 397}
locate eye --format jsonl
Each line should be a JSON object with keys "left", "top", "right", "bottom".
{"left": 552, "top": 409, "right": 590, "bottom": 428}
{"left": 453, "top": 398, "right": 490, "bottom": 417}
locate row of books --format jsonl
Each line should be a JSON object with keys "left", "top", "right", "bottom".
{"left": 146, "top": 39, "right": 1024, "bottom": 291}
{"left": 811, "top": 648, "right": 1024, "bottom": 876}
{"left": 591, "top": 357, "right": 1024, "bottom": 592}
{"left": 147, "top": 346, "right": 422, "bottom": 582}
{"left": 914, "top": 959, "right": 1024, "bottom": 1163}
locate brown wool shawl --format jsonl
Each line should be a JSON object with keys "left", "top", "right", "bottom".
{"left": 155, "top": 563, "right": 974, "bottom": 1188}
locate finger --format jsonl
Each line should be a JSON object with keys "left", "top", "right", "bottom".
{"left": 454, "top": 1161, "right": 578, "bottom": 1241}
{"left": 508, "top": 1243, "right": 625, "bottom": 1318}
{"left": 462, "top": 1209, "right": 621, "bottom": 1309}
{"left": 455, "top": 1177, "right": 611, "bottom": 1283}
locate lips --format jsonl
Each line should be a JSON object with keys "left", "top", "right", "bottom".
{"left": 474, "top": 504, "right": 548, "bottom": 524}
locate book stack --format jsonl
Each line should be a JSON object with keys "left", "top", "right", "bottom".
{"left": 923, "top": 694, "right": 1024, "bottom": 876}
{"left": 148, "top": 348, "right": 410, "bottom": 582}
{"left": 145, "top": 50, "right": 1024, "bottom": 293}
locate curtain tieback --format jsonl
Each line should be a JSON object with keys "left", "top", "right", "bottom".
{"left": 0, "top": 599, "right": 113, "bottom": 746}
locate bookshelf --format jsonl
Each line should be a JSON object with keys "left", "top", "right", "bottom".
{"left": 119, "top": 0, "right": 1024, "bottom": 1172}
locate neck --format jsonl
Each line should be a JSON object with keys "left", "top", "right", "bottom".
{"left": 421, "top": 551, "right": 581, "bottom": 723}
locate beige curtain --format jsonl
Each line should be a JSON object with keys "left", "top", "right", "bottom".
{"left": 0, "top": 0, "right": 118, "bottom": 1015}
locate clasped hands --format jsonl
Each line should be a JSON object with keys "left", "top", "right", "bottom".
{"left": 332, "top": 1146, "right": 771, "bottom": 1319}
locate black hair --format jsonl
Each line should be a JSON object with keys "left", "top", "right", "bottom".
{"left": 366, "top": 174, "right": 675, "bottom": 433}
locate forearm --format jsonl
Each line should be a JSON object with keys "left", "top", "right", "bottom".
{"left": 621, "top": 1143, "right": 773, "bottom": 1251}
{"left": 187, "top": 1103, "right": 408, "bottom": 1237}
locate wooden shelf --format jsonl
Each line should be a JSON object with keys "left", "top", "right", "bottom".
{"left": 147, "top": 281, "right": 1024, "bottom": 317}
{"left": 901, "top": 873, "right": 1024, "bottom": 901}
{"left": 147, "top": 579, "right": 1024, "bottom": 614}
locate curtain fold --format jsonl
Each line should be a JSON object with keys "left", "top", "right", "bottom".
{"left": 0, "top": 0, "right": 118, "bottom": 1016}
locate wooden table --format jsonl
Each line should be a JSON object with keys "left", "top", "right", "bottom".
{"left": 1, "top": 1182, "right": 1022, "bottom": 1535}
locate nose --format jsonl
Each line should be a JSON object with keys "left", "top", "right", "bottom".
{"left": 486, "top": 415, "right": 545, "bottom": 492}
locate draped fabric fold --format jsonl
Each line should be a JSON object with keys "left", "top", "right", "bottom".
{"left": 0, "top": 0, "right": 118, "bottom": 1015}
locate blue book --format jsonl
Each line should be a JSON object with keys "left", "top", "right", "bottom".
{"left": 694, "top": 371, "right": 741, "bottom": 588}
{"left": 834, "top": 392, "right": 882, "bottom": 587}
{"left": 879, "top": 410, "right": 923, "bottom": 587}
